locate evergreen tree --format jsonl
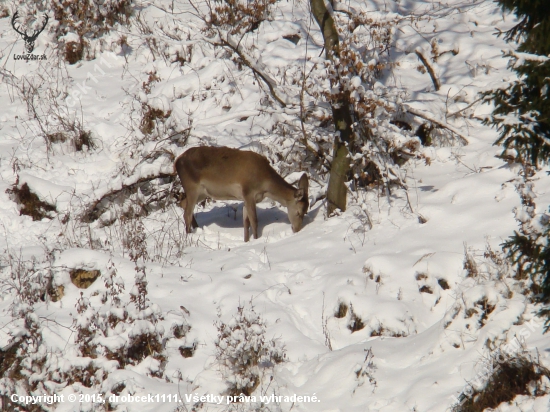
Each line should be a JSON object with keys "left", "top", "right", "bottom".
{"left": 503, "top": 224, "right": 550, "bottom": 326}
{"left": 497, "top": 0, "right": 550, "bottom": 55}
{"left": 483, "top": 0, "right": 550, "bottom": 167}
{"left": 486, "top": 0, "right": 550, "bottom": 329}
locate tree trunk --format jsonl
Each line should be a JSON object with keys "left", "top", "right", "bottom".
{"left": 310, "top": 0, "right": 354, "bottom": 214}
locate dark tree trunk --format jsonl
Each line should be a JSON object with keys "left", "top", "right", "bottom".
{"left": 310, "top": 0, "right": 354, "bottom": 214}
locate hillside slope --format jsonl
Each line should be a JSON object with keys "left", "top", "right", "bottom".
{"left": 1, "top": 1, "right": 549, "bottom": 411}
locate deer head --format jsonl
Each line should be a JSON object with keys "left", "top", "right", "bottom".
{"left": 11, "top": 11, "right": 49, "bottom": 54}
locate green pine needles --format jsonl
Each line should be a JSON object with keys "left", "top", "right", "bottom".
{"left": 503, "top": 225, "right": 550, "bottom": 330}
{"left": 483, "top": 0, "right": 550, "bottom": 167}
{"left": 497, "top": 0, "right": 550, "bottom": 55}
{"left": 485, "top": 1, "right": 550, "bottom": 331}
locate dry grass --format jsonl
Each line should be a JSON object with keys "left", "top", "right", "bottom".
{"left": 334, "top": 302, "right": 348, "bottom": 318}
{"left": 347, "top": 305, "right": 366, "bottom": 333}
{"left": 438, "top": 278, "right": 450, "bottom": 290}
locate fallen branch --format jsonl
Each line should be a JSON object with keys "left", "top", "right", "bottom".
{"left": 405, "top": 106, "right": 470, "bottom": 145}
{"left": 81, "top": 172, "right": 177, "bottom": 223}
{"left": 415, "top": 48, "right": 441, "bottom": 91}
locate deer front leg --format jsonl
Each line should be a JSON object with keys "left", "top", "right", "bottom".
{"left": 180, "top": 196, "right": 199, "bottom": 229}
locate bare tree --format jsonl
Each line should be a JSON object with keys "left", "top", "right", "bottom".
{"left": 310, "top": 0, "right": 353, "bottom": 214}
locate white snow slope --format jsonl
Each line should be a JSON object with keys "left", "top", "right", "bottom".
{"left": 1, "top": 0, "right": 550, "bottom": 411}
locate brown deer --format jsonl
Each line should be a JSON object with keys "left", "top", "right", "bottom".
{"left": 174, "top": 146, "right": 309, "bottom": 241}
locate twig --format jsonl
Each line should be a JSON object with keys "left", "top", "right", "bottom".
{"left": 298, "top": 19, "right": 325, "bottom": 160}
{"left": 447, "top": 97, "right": 483, "bottom": 119}
{"left": 415, "top": 48, "right": 441, "bottom": 91}
{"left": 216, "top": 35, "right": 288, "bottom": 108}
{"left": 405, "top": 106, "right": 470, "bottom": 145}
{"left": 321, "top": 293, "right": 333, "bottom": 351}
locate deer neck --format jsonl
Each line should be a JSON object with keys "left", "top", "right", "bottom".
{"left": 265, "top": 172, "right": 296, "bottom": 207}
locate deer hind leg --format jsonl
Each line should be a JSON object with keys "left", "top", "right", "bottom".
{"left": 243, "top": 197, "right": 258, "bottom": 241}
{"left": 181, "top": 190, "right": 200, "bottom": 233}
{"left": 243, "top": 206, "right": 251, "bottom": 242}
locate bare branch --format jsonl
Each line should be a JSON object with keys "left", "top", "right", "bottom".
{"left": 447, "top": 97, "right": 483, "bottom": 119}
{"left": 405, "top": 106, "right": 470, "bottom": 145}
{"left": 415, "top": 48, "right": 441, "bottom": 91}
{"left": 215, "top": 35, "right": 289, "bottom": 108}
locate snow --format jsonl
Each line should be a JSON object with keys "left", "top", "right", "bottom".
{"left": 1, "top": 0, "right": 550, "bottom": 411}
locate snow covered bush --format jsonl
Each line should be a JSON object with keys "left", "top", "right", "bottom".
{"left": 126, "top": 73, "right": 188, "bottom": 145}
{"left": 125, "top": 265, "right": 166, "bottom": 374}
{"left": 0, "top": 252, "right": 175, "bottom": 410}
{"left": 480, "top": 0, "right": 550, "bottom": 334}
{"left": 68, "top": 259, "right": 168, "bottom": 398}
{"left": 69, "top": 263, "right": 128, "bottom": 390}
{"left": 214, "top": 303, "right": 286, "bottom": 396}
{"left": 438, "top": 243, "right": 522, "bottom": 350}
{"left": 453, "top": 350, "right": 550, "bottom": 412}
{"left": 6, "top": 182, "right": 57, "bottom": 221}
{"left": 9, "top": 0, "right": 133, "bottom": 63}
{"left": 499, "top": 166, "right": 550, "bottom": 329}
{"left": 52, "top": 0, "right": 134, "bottom": 63}
{"left": 320, "top": 12, "right": 426, "bottom": 190}
{"left": 0, "top": 251, "right": 55, "bottom": 411}
{"left": 10, "top": 53, "right": 95, "bottom": 155}
{"left": 203, "top": 0, "right": 277, "bottom": 36}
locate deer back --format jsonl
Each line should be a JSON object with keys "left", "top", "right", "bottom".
{"left": 175, "top": 146, "right": 294, "bottom": 201}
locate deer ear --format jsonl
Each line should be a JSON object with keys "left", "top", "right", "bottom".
{"left": 298, "top": 174, "right": 308, "bottom": 195}
{"left": 295, "top": 188, "right": 304, "bottom": 199}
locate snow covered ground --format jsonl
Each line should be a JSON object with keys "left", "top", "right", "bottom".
{"left": 1, "top": 0, "right": 549, "bottom": 411}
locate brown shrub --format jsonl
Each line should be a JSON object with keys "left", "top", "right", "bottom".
{"left": 53, "top": 0, "right": 133, "bottom": 63}
{"left": 140, "top": 105, "right": 171, "bottom": 135}
{"left": 6, "top": 183, "right": 56, "bottom": 221}
{"left": 64, "top": 40, "right": 84, "bottom": 64}
{"left": 453, "top": 353, "right": 550, "bottom": 412}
